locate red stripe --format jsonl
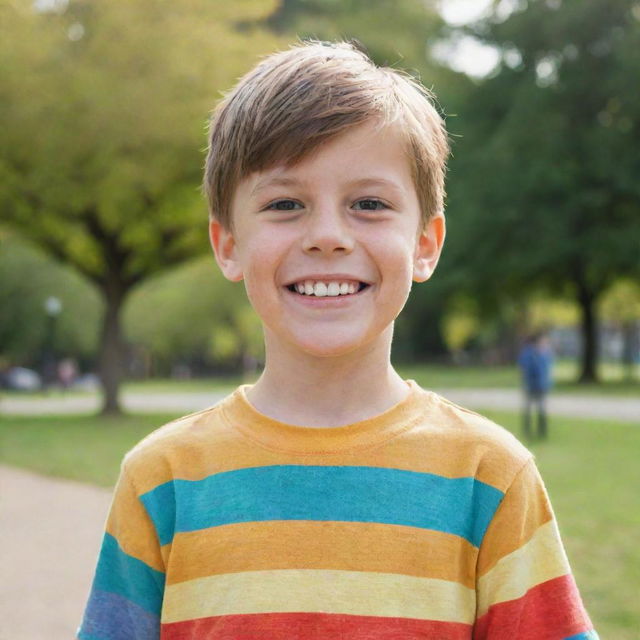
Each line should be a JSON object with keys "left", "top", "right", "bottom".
{"left": 162, "top": 612, "right": 472, "bottom": 639}
{"left": 473, "top": 574, "right": 593, "bottom": 640}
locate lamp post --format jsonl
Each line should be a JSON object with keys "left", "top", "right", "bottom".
{"left": 42, "top": 296, "right": 62, "bottom": 388}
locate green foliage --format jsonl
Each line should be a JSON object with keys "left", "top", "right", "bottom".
{"left": 600, "top": 278, "right": 640, "bottom": 323}
{"left": 267, "top": 0, "right": 441, "bottom": 68}
{"left": 0, "top": 231, "right": 101, "bottom": 364}
{"left": 124, "top": 256, "right": 262, "bottom": 366}
{"left": 0, "top": 0, "right": 282, "bottom": 408}
{"left": 430, "top": 0, "right": 640, "bottom": 379}
{"left": 445, "top": 0, "right": 640, "bottom": 302}
{"left": 440, "top": 294, "right": 481, "bottom": 352}
{"left": 0, "top": 0, "right": 282, "bottom": 285}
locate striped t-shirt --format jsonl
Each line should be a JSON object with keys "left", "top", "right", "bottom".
{"left": 78, "top": 380, "right": 598, "bottom": 639}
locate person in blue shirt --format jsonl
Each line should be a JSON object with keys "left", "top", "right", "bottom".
{"left": 518, "top": 331, "right": 554, "bottom": 441}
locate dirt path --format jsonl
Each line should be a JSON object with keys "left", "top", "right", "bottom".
{"left": 0, "top": 465, "right": 111, "bottom": 640}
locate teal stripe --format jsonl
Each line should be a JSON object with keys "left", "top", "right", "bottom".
{"left": 91, "top": 532, "right": 165, "bottom": 615}
{"left": 141, "top": 464, "right": 504, "bottom": 548}
{"left": 564, "top": 632, "right": 600, "bottom": 640}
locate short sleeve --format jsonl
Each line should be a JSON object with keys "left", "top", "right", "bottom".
{"left": 474, "top": 458, "right": 598, "bottom": 640}
{"left": 77, "top": 463, "right": 166, "bottom": 640}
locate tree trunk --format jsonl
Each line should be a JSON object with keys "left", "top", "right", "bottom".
{"left": 99, "top": 283, "right": 127, "bottom": 416}
{"left": 576, "top": 280, "right": 599, "bottom": 384}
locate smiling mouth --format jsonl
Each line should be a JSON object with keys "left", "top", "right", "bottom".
{"left": 286, "top": 281, "right": 370, "bottom": 297}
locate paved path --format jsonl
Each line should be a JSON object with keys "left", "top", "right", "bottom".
{"left": 1, "top": 388, "right": 638, "bottom": 422}
{"left": 0, "top": 465, "right": 112, "bottom": 640}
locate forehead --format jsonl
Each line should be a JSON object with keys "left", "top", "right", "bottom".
{"left": 240, "top": 121, "right": 415, "bottom": 196}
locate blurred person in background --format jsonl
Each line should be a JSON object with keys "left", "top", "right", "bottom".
{"left": 518, "top": 331, "right": 554, "bottom": 441}
{"left": 57, "top": 357, "right": 78, "bottom": 390}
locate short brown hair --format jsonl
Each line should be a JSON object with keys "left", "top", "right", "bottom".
{"left": 203, "top": 40, "right": 449, "bottom": 230}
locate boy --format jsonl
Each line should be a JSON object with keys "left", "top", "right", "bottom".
{"left": 78, "top": 41, "right": 598, "bottom": 639}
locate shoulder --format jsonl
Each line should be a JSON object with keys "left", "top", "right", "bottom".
{"left": 120, "top": 393, "right": 234, "bottom": 492}
{"left": 411, "top": 383, "right": 532, "bottom": 492}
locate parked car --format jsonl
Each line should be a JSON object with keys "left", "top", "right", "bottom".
{"left": 1, "top": 367, "right": 42, "bottom": 391}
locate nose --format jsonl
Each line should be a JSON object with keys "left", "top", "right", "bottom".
{"left": 302, "top": 204, "right": 355, "bottom": 254}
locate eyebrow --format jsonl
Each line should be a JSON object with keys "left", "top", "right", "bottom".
{"left": 250, "top": 176, "right": 405, "bottom": 196}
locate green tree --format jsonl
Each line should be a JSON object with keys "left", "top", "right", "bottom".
{"left": 443, "top": 0, "right": 640, "bottom": 381}
{"left": 600, "top": 278, "right": 640, "bottom": 379}
{"left": 124, "top": 256, "right": 262, "bottom": 375}
{"left": 266, "top": 0, "right": 440, "bottom": 65}
{"left": 0, "top": 0, "right": 280, "bottom": 412}
{"left": 0, "top": 231, "right": 101, "bottom": 367}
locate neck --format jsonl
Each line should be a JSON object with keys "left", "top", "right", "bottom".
{"left": 246, "top": 327, "right": 409, "bottom": 427}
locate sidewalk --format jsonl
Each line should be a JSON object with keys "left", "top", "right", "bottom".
{"left": 0, "top": 388, "right": 638, "bottom": 422}
{"left": 0, "top": 465, "right": 111, "bottom": 640}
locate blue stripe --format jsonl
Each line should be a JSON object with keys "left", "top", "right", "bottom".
{"left": 563, "top": 632, "right": 600, "bottom": 640}
{"left": 78, "top": 589, "right": 160, "bottom": 640}
{"left": 89, "top": 532, "right": 165, "bottom": 615}
{"left": 140, "top": 465, "right": 504, "bottom": 548}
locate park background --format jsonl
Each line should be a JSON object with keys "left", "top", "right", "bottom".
{"left": 1, "top": 0, "right": 639, "bottom": 638}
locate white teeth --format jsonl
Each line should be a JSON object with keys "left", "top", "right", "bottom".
{"left": 327, "top": 282, "right": 340, "bottom": 296}
{"left": 313, "top": 282, "right": 328, "bottom": 297}
{"left": 291, "top": 280, "right": 365, "bottom": 297}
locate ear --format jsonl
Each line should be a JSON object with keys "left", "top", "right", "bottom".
{"left": 413, "top": 212, "right": 446, "bottom": 283}
{"left": 209, "top": 219, "right": 244, "bottom": 282}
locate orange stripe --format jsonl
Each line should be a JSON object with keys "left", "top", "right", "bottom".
{"left": 163, "top": 520, "right": 477, "bottom": 588}
{"left": 125, "top": 400, "right": 528, "bottom": 495}
{"left": 105, "top": 469, "right": 165, "bottom": 572}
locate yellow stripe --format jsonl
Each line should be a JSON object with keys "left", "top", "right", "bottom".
{"left": 476, "top": 520, "right": 571, "bottom": 617}
{"left": 162, "top": 568, "right": 475, "bottom": 624}
{"left": 476, "top": 459, "right": 553, "bottom": 576}
{"left": 163, "top": 520, "right": 477, "bottom": 588}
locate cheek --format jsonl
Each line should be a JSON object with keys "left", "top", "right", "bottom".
{"left": 240, "top": 238, "right": 286, "bottom": 301}
{"left": 369, "top": 232, "right": 416, "bottom": 280}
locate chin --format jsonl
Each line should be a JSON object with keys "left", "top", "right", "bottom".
{"left": 286, "top": 326, "right": 386, "bottom": 360}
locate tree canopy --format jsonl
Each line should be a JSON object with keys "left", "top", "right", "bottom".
{"left": 440, "top": 0, "right": 640, "bottom": 379}
{"left": 0, "top": 0, "right": 282, "bottom": 411}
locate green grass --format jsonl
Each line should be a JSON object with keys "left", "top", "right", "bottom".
{"left": 125, "top": 360, "right": 640, "bottom": 395}
{"left": 0, "top": 412, "right": 179, "bottom": 486}
{"left": 397, "top": 361, "right": 640, "bottom": 395}
{"left": 1, "top": 361, "right": 637, "bottom": 400}
{"left": 0, "top": 408, "right": 638, "bottom": 637}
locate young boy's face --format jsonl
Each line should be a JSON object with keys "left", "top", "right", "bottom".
{"left": 210, "top": 120, "right": 445, "bottom": 362}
